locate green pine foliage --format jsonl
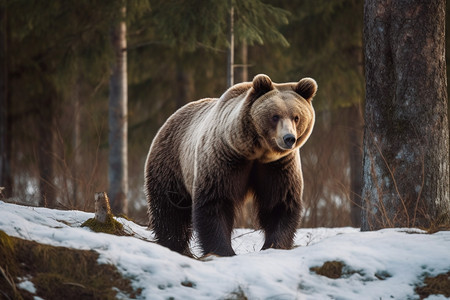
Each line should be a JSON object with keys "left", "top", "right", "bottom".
{"left": 252, "top": 0, "right": 364, "bottom": 111}
{"left": 234, "top": 0, "right": 290, "bottom": 47}
{"left": 135, "top": 0, "right": 290, "bottom": 52}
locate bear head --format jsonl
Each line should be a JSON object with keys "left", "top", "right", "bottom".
{"left": 248, "top": 74, "right": 317, "bottom": 163}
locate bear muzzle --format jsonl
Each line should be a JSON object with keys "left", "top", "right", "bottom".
{"left": 283, "top": 134, "right": 296, "bottom": 149}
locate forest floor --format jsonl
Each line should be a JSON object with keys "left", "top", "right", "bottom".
{"left": 0, "top": 200, "right": 449, "bottom": 300}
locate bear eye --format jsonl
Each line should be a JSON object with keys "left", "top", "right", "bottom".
{"left": 294, "top": 116, "right": 299, "bottom": 123}
{"left": 272, "top": 115, "right": 280, "bottom": 122}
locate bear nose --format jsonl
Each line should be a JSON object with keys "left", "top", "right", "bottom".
{"left": 283, "top": 134, "right": 296, "bottom": 148}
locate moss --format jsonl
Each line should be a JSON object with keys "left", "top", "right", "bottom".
{"left": 116, "top": 214, "right": 132, "bottom": 221}
{"left": 0, "top": 230, "right": 139, "bottom": 299}
{"left": 310, "top": 261, "right": 345, "bottom": 279}
{"left": 81, "top": 214, "right": 127, "bottom": 236}
{"left": 415, "top": 271, "right": 450, "bottom": 299}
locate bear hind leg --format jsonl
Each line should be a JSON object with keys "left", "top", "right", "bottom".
{"left": 148, "top": 182, "right": 193, "bottom": 256}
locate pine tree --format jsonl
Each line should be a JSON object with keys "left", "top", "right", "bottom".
{"left": 0, "top": 3, "right": 11, "bottom": 199}
{"left": 108, "top": 4, "right": 128, "bottom": 215}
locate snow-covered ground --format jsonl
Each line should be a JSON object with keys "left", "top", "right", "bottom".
{"left": 0, "top": 200, "right": 449, "bottom": 300}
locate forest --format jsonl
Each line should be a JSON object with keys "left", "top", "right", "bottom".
{"left": 0, "top": 0, "right": 448, "bottom": 230}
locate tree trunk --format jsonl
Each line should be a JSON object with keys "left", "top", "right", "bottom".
{"left": 94, "top": 192, "right": 112, "bottom": 223}
{"left": 236, "top": 41, "right": 248, "bottom": 83}
{"left": 108, "top": 6, "right": 128, "bottom": 215}
{"left": 241, "top": 42, "right": 248, "bottom": 82}
{"left": 362, "top": 0, "right": 449, "bottom": 230}
{"left": 38, "top": 93, "right": 56, "bottom": 207}
{"left": 72, "top": 79, "right": 81, "bottom": 208}
{"left": 0, "top": 6, "right": 12, "bottom": 199}
{"left": 226, "top": 1, "right": 234, "bottom": 88}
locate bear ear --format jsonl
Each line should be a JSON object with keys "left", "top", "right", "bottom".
{"left": 252, "top": 74, "right": 274, "bottom": 96}
{"left": 294, "top": 78, "right": 318, "bottom": 101}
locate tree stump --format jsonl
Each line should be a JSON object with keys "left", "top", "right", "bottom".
{"left": 81, "top": 192, "right": 125, "bottom": 235}
{"left": 94, "top": 192, "right": 112, "bottom": 223}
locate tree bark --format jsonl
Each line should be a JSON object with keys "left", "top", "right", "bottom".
{"left": 362, "top": 0, "right": 449, "bottom": 230}
{"left": 72, "top": 79, "right": 81, "bottom": 208}
{"left": 0, "top": 5, "right": 12, "bottom": 199}
{"left": 235, "top": 41, "right": 249, "bottom": 84}
{"left": 241, "top": 41, "right": 248, "bottom": 82}
{"left": 94, "top": 192, "right": 112, "bottom": 223}
{"left": 226, "top": 1, "right": 234, "bottom": 88}
{"left": 108, "top": 6, "right": 128, "bottom": 215}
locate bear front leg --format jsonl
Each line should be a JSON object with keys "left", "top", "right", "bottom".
{"left": 193, "top": 187, "right": 236, "bottom": 257}
{"left": 258, "top": 201, "right": 301, "bottom": 250}
{"left": 251, "top": 155, "right": 303, "bottom": 251}
{"left": 192, "top": 150, "right": 251, "bottom": 256}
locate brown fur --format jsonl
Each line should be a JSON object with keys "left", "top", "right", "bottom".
{"left": 145, "top": 74, "right": 317, "bottom": 256}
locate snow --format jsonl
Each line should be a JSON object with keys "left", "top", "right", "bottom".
{"left": 0, "top": 200, "right": 449, "bottom": 300}
{"left": 17, "top": 277, "right": 36, "bottom": 294}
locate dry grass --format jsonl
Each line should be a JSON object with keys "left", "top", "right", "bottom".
{"left": 310, "top": 261, "right": 345, "bottom": 279}
{"left": 0, "top": 230, "right": 140, "bottom": 299}
{"left": 415, "top": 271, "right": 450, "bottom": 299}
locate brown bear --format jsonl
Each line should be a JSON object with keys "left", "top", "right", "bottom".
{"left": 145, "top": 74, "right": 317, "bottom": 257}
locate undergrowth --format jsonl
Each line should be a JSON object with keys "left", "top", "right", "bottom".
{"left": 415, "top": 271, "right": 450, "bottom": 299}
{"left": 311, "top": 260, "right": 450, "bottom": 299}
{"left": 0, "top": 230, "right": 140, "bottom": 299}
{"left": 222, "top": 286, "right": 248, "bottom": 300}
